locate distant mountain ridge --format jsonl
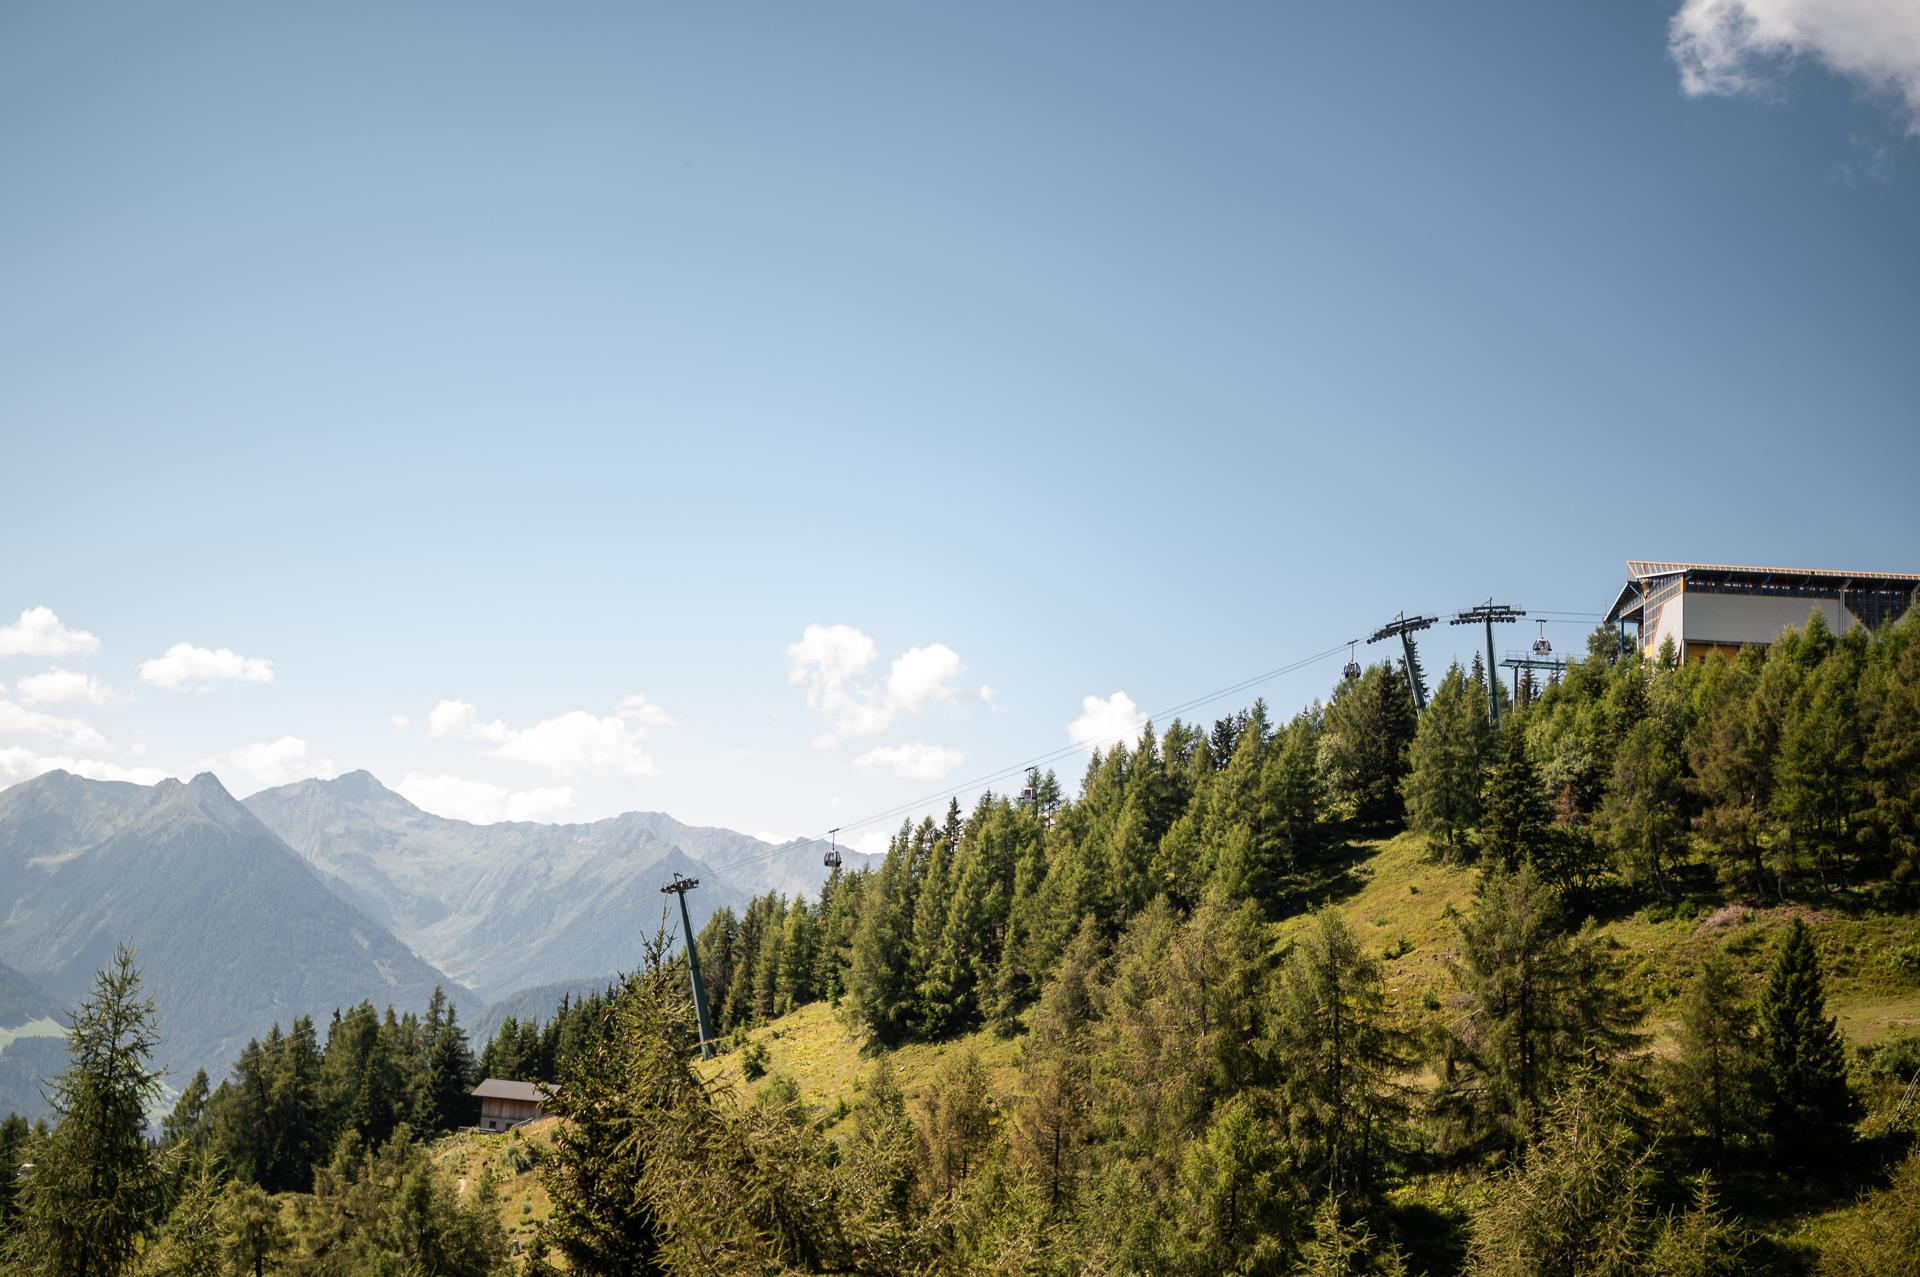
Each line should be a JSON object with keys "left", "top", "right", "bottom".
{"left": 246, "top": 772, "right": 873, "bottom": 1002}
{"left": 0, "top": 770, "right": 457, "bottom": 1102}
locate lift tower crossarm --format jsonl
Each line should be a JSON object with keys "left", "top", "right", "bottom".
{"left": 1367, "top": 612, "right": 1439, "bottom": 713}
{"left": 661, "top": 873, "right": 717, "bottom": 1059}
{"left": 1451, "top": 601, "right": 1525, "bottom": 725}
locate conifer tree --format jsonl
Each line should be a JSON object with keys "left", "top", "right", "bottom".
{"left": 4, "top": 944, "right": 165, "bottom": 1277}
{"left": 1466, "top": 1080, "right": 1648, "bottom": 1277}
{"left": 1775, "top": 653, "right": 1868, "bottom": 890}
{"left": 423, "top": 1008, "right": 476, "bottom": 1132}
{"left": 160, "top": 1067, "right": 213, "bottom": 1154}
{"left": 1439, "top": 863, "right": 1638, "bottom": 1154}
{"left": 219, "top": 1180, "right": 288, "bottom": 1277}
{"left": 1321, "top": 664, "right": 1417, "bottom": 827}
{"left": 846, "top": 825, "right": 920, "bottom": 1044}
{"left": 1663, "top": 951, "right": 1758, "bottom": 1160}
{"left": 1686, "top": 651, "right": 1774, "bottom": 897}
{"left": 1402, "top": 668, "right": 1492, "bottom": 859}
{"left": 154, "top": 1162, "right": 224, "bottom": 1277}
{"left": 1817, "top": 1144, "right": 1920, "bottom": 1276}
{"left": 1603, "top": 716, "right": 1688, "bottom": 895}
{"left": 1010, "top": 922, "right": 1099, "bottom": 1214}
{"left": 1756, "top": 919, "right": 1855, "bottom": 1159}
{"left": 1862, "top": 628, "right": 1920, "bottom": 889}
{"left": 0, "top": 1112, "right": 29, "bottom": 1234}
{"left": 1480, "top": 718, "right": 1551, "bottom": 874}
{"left": 1646, "top": 1177, "right": 1748, "bottom": 1277}
{"left": 1293, "top": 1196, "right": 1407, "bottom": 1277}
{"left": 1270, "top": 910, "right": 1408, "bottom": 1203}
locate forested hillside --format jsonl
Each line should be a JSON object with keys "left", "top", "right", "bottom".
{"left": 5, "top": 608, "right": 1920, "bottom": 1275}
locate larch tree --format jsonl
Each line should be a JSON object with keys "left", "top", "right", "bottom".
{"left": 1403, "top": 665, "right": 1492, "bottom": 861}
{"left": 1439, "top": 863, "right": 1638, "bottom": 1156}
{"left": 1269, "top": 909, "right": 1409, "bottom": 1204}
{"left": 4, "top": 944, "right": 165, "bottom": 1277}
{"left": 1602, "top": 716, "right": 1688, "bottom": 895}
{"left": 1663, "top": 951, "right": 1759, "bottom": 1160}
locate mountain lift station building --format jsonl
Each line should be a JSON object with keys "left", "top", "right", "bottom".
{"left": 1605, "top": 560, "right": 1920, "bottom": 665}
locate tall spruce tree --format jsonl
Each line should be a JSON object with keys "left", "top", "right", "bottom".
{"left": 1480, "top": 717, "right": 1551, "bottom": 874}
{"left": 4, "top": 944, "right": 165, "bottom": 1277}
{"left": 1321, "top": 664, "right": 1418, "bottom": 827}
{"left": 1756, "top": 919, "right": 1855, "bottom": 1159}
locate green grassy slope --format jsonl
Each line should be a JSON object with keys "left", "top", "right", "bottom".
{"left": 702, "top": 832, "right": 1920, "bottom": 1126}
{"left": 476, "top": 834, "right": 1920, "bottom": 1265}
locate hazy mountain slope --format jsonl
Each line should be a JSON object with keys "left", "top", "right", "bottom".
{"left": 0, "top": 958, "right": 62, "bottom": 1120}
{"left": 0, "top": 771, "right": 458, "bottom": 1089}
{"left": 0, "top": 957, "right": 56, "bottom": 1024}
{"left": 247, "top": 773, "right": 874, "bottom": 1000}
{"left": 470, "top": 975, "right": 621, "bottom": 1049}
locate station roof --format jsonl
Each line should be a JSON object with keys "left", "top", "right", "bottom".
{"left": 1606, "top": 560, "right": 1920, "bottom": 624}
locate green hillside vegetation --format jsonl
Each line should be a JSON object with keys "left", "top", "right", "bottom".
{"left": 3, "top": 607, "right": 1920, "bottom": 1273}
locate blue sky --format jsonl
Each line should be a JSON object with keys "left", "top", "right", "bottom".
{"left": 3, "top": 2, "right": 1916, "bottom": 849}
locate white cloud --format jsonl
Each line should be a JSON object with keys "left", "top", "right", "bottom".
{"left": 1671, "top": 0, "right": 1920, "bottom": 134}
{"left": 388, "top": 713, "right": 411, "bottom": 729}
{"left": 886, "top": 644, "right": 964, "bottom": 711}
{"left": 491, "top": 710, "right": 657, "bottom": 779}
{"left": 789, "top": 625, "right": 985, "bottom": 746}
{"left": 0, "top": 699, "right": 105, "bottom": 747}
{"left": 854, "top": 742, "right": 966, "bottom": 780}
{"left": 616, "top": 693, "right": 677, "bottom": 728}
{"left": 426, "top": 699, "right": 512, "bottom": 742}
{"left": 16, "top": 669, "right": 118, "bottom": 706}
{"left": 1067, "top": 691, "right": 1146, "bottom": 750}
{"left": 137, "top": 643, "right": 273, "bottom": 691}
{"left": 426, "top": 697, "right": 665, "bottom": 779}
{"left": 198, "top": 737, "right": 337, "bottom": 793}
{"left": 395, "top": 773, "right": 575, "bottom": 824}
{"left": 0, "top": 608, "right": 100, "bottom": 659}
{"left": 0, "top": 745, "right": 167, "bottom": 786}
{"left": 848, "top": 828, "right": 892, "bottom": 856}
{"left": 788, "top": 624, "right": 888, "bottom": 743}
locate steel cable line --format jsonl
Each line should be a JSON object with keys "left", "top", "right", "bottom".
{"left": 702, "top": 597, "right": 1611, "bottom": 880}
{"left": 703, "top": 639, "right": 1354, "bottom": 878}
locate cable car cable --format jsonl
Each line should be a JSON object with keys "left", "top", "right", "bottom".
{"left": 702, "top": 638, "right": 1352, "bottom": 876}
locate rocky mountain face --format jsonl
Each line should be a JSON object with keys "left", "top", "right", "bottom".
{"left": 246, "top": 772, "right": 869, "bottom": 1002}
{"left": 0, "top": 771, "right": 456, "bottom": 1096}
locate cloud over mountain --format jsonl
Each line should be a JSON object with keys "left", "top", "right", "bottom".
{"left": 424, "top": 695, "right": 669, "bottom": 780}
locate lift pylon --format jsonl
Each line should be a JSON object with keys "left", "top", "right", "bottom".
{"left": 1451, "top": 600, "right": 1525, "bottom": 725}
{"left": 1367, "top": 612, "right": 1438, "bottom": 713}
{"left": 660, "top": 873, "right": 716, "bottom": 1059}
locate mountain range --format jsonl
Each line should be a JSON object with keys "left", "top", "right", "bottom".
{"left": 0, "top": 771, "right": 451, "bottom": 1116}
{"left": 0, "top": 768, "right": 868, "bottom": 1119}
{"left": 243, "top": 771, "right": 860, "bottom": 1001}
